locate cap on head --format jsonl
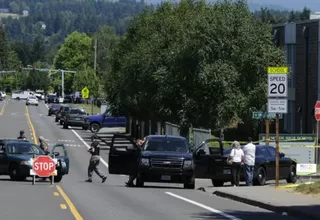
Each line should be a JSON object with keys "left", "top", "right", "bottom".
{"left": 20, "top": 130, "right": 24, "bottom": 134}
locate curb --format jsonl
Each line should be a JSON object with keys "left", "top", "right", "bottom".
{"left": 213, "top": 191, "right": 319, "bottom": 220}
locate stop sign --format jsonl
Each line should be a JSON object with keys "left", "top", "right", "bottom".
{"left": 32, "top": 156, "right": 56, "bottom": 177}
{"left": 315, "top": 101, "right": 320, "bottom": 121}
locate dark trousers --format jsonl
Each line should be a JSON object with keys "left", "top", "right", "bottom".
{"left": 244, "top": 164, "right": 254, "bottom": 186}
{"left": 231, "top": 162, "right": 241, "bottom": 186}
{"left": 88, "top": 155, "right": 105, "bottom": 180}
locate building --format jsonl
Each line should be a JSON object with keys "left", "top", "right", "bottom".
{"left": 272, "top": 20, "right": 320, "bottom": 134}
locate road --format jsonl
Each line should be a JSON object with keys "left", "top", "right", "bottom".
{"left": 0, "top": 100, "right": 299, "bottom": 220}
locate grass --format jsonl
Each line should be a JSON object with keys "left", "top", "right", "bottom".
{"left": 69, "top": 103, "right": 101, "bottom": 115}
{"left": 294, "top": 181, "right": 320, "bottom": 195}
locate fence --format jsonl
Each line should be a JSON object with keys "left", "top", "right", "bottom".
{"left": 164, "top": 122, "right": 180, "bottom": 136}
{"left": 191, "top": 127, "right": 211, "bottom": 148}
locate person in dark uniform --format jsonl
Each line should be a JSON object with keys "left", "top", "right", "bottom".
{"left": 17, "top": 130, "right": 27, "bottom": 140}
{"left": 85, "top": 134, "right": 107, "bottom": 183}
{"left": 126, "top": 138, "right": 145, "bottom": 187}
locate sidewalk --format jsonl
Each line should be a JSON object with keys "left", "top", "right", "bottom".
{"left": 213, "top": 185, "right": 320, "bottom": 220}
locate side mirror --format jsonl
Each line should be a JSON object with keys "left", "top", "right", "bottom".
{"left": 280, "top": 152, "right": 285, "bottom": 158}
{"left": 197, "top": 149, "right": 206, "bottom": 156}
{"left": 54, "top": 152, "right": 60, "bottom": 157}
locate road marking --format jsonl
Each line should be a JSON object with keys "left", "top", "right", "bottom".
{"left": 165, "top": 192, "right": 242, "bottom": 220}
{"left": 0, "top": 101, "right": 7, "bottom": 116}
{"left": 56, "top": 185, "right": 83, "bottom": 220}
{"left": 25, "top": 106, "right": 39, "bottom": 144}
{"left": 54, "top": 192, "right": 60, "bottom": 196}
{"left": 60, "top": 204, "right": 67, "bottom": 209}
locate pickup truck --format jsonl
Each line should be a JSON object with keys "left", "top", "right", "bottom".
{"left": 83, "top": 111, "right": 126, "bottom": 133}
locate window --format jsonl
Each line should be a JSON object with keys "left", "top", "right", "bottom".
{"left": 266, "top": 147, "right": 276, "bottom": 157}
{"left": 7, "top": 143, "right": 42, "bottom": 154}
{"left": 256, "top": 147, "right": 271, "bottom": 157}
{"left": 143, "top": 137, "right": 188, "bottom": 153}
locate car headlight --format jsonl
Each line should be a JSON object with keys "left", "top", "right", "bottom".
{"left": 140, "top": 158, "right": 150, "bottom": 166}
{"left": 21, "top": 160, "right": 31, "bottom": 165}
{"left": 183, "top": 160, "right": 193, "bottom": 167}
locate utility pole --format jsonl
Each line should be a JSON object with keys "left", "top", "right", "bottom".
{"left": 60, "top": 70, "right": 76, "bottom": 97}
{"left": 94, "top": 38, "right": 97, "bottom": 76}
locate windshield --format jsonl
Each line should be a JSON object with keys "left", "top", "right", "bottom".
{"left": 70, "top": 108, "right": 87, "bottom": 115}
{"left": 7, "top": 142, "right": 44, "bottom": 155}
{"left": 51, "top": 104, "right": 60, "bottom": 109}
{"left": 29, "top": 96, "right": 37, "bottom": 99}
{"left": 143, "top": 137, "right": 188, "bottom": 153}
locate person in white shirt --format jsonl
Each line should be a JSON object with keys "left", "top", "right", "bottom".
{"left": 242, "top": 137, "right": 256, "bottom": 186}
{"left": 229, "top": 141, "right": 244, "bottom": 187}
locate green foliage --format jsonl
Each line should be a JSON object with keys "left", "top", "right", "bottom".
{"left": 106, "top": 0, "right": 285, "bottom": 131}
{"left": 72, "top": 65, "right": 99, "bottom": 97}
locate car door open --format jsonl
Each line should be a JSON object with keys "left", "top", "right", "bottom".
{"left": 109, "top": 134, "right": 138, "bottom": 175}
{"left": 50, "top": 143, "right": 69, "bottom": 174}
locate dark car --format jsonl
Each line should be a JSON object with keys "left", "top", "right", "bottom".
{"left": 109, "top": 134, "right": 195, "bottom": 189}
{"left": 0, "top": 139, "right": 70, "bottom": 182}
{"left": 48, "top": 104, "right": 61, "bottom": 116}
{"left": 55, "top": 105, "right": 71, "bottom": 124}
{"left": 193, "top": 140, "right": 297, "bottom": 187}
{"left": 45, "top": 95, "right": 58, "bottom": 104}
{"left": 62, "top": 107, "right": 89, "bottom": 129}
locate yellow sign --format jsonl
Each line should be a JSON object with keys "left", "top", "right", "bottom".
{"left": 81, "top": 87, "right": 89, "bottom": 99}
{"left": 267, "top": 67, "right": 288, "bottom": 74}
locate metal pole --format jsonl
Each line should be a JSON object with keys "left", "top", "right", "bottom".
{"left": 51, "top": 154, "right": 55, "bottom": 185}
{"left": 265, "top": 119, "right": 270, "bottom": 145}
{"left": 61, "top": 70, "right": 65, "bottom": 98}
{"left": 315, "top": 121, "right": 319, "bottom": 164}
{"left": 32, "top": 155, "right": 36, "bottom": 185}
{"left": 275, "top": 113, "right": 280, "bottom": 187}
{"left": 94, "top": 38, "right": 97, "bottom": 76}
{"left": 300, "top": 115, "right": 303, "bottom": 134}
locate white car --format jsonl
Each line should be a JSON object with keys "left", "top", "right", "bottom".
{"left": 0, "top": 91, "right": 5, "bottom": 99}
{"left": 26, "top": 96, "right": 39, "bottom": 106}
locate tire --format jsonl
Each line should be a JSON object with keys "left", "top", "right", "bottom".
{"left": 184, "top": 181, "right": 195, "bottom": 189}
{"left": 90, "top": 123, "right": 100, "bottom": 133}
{"left": 136, "top": 176, "right": 144, "bottom": 187}
{"left": 254, "top": 166, "right": 267, "bottom": 186}
{"left": 55, "top": 117, "right": 59, "bottom": 122}
{"left": 211, "top": 179, "right": 224, "bottom": 187}
{"left": 9, "top": 163, "right": 20, "bottom": 181}
{"left": 286, "top": 164, "right": 297, "bottom": 184}
{"left": 36, "top": 104, "right": 38, "bottom": 106}
{"left": 53, "top": 175, "right": 63, "bottom": 183}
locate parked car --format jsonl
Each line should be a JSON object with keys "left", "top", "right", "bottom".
{"left": 55, "top": 105, "right": 72, "bottom": 124}
{"left": 48, "top": 104, "right": 62, "bottom": 116}
{"left": 0, "top": 91, "right": 6, "bottom": 99}
{"left": 26, "top": 96, "right": 39, "bottom": 106}
{"left": 62, "top": 107, "right": 89, "bottom": 129}
{"left": 0, "top": 139, "right": 69, "bottom": 182}
{"left": 45, "top": 94, "right": 58, "bottom": 104}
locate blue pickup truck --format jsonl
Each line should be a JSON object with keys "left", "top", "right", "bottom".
{"left": 83, "top": 111, "right": 126, "bottom": 133}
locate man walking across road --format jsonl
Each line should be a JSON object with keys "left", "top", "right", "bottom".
{"left": 85, "top": 134, "right": 107, "bottom": 183}
{"left": 242, "top": 137, "right": 256, "bottom": 186}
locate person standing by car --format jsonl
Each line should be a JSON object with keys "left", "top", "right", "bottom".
{"left": 242, "top": 137, "right": 256, "bottom": 186}
{"left": 126, "top": 138, "right": 145, "bottom": 187}
{"left": 229, "top": 141, "right": 244, "bottom": 187}
{"left": 85, "top": 134, "right": 107, "bottom": 183}
{"left": 17, "top": 130, "right": 27, "bottom": 140}
{"left": 39, "top": 136, "right": 50, "bottom": 153}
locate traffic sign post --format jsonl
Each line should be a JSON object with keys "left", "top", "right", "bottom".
{"left": 82, "top": 87, "right": 89, "bottom": 99}
{"left": 314, "top": 101, "right": 320, "bottom": 163}
{"left": 30, "top": 155, "right": 57, "bottom": 185}
{"left": 267, "top": 67, "right": 288, "bottom": 187}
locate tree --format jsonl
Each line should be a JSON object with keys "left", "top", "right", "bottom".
{"left": 106, "top": 0, "right": 285, "bottom": 131}
{"left": 0, "top": 25, "right": 10, "bottom": 70}
{"left": 73, "top": 65, "right": 99, "bottom": 97}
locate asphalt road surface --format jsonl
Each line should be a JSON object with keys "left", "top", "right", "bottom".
{"left": 0, "top": 100, "right": 300, "bottom": 220}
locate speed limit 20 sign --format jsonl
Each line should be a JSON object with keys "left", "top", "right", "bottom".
{"left": 268, "top": 68, "right": 288, "bottom": 98}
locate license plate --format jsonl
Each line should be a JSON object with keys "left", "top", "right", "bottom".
{"left": 75, "top": 118, "right": 81, "bottom": 120}
{"left": 223, "top": 169, "right": 231, "bottom": 175}
{"left": 161, "top": 175, "right": 171, "bottom": 181}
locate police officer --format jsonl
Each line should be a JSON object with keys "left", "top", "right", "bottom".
{"left": 17, "top": 130, "right": 27, "bottom": 140}
{"left": 39, "top": 136, "right": 50, "bottom": 153}
{"left": 126, "top": 138, "right": 145, "bottom": 187}
{"left": 85, "top": 134, "right": 107, "bottom": 183}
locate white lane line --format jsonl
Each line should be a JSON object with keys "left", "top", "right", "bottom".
{"left": 165, "top": 192, "right": 242, "bottom": 220}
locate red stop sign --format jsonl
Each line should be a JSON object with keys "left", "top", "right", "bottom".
{"left": 32, "top": 156, "right": 56, "bottom": 177}
{"left": 315, "top": 101, "right": 320, "bottom": 121}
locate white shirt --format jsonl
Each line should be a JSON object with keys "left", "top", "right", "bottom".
{"left": 242, "top": 142, "right": 256, "bottom": 166}
{"left": 230, "top": 148, "right": 244, "bottom": 163}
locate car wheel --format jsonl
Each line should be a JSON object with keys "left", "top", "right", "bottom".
{"left": 254, "top": 166, "right": 267, "bottom": 186}
{"left": 55, "top": 117, "right": 59, "bottom": 122}
{"left": 211, "top": 179, "right": 224, "bottom": 187}
{"left": 9, "top": 163, "right": 20, "bottom": 181}
{"left": 286, "top": 164, "right": 297, "bottom": 184}
{"left": 36, "top": 104, "right": 38, "bottom": 106}
{"left": 90, "top": 123, "right": 100, "bottom": 133}
{"left": 184, "top": 181, "right": 195, "bottom": 189}
{"left": 136, "top": 176, "right": 144, "bottom": 187}
{"left": 53, "top": 175, "right": 63, "bottom": 183}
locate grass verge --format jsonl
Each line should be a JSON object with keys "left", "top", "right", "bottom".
{"left": 69, "top": 103, "right": 100, "bottom": 115}
{"left": 294, "top": 181, "right": 320, "bottom": 195}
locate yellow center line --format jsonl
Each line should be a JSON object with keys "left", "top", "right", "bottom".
{"left": 25, "top": 106, "right": 38, "bottom": 144}
{"left": 0, "top": 101, "right": 7, "bottom": 116}
{"left": 60, "top": 204, "right": 68, "bottom": 210}
{"left": 56, "top": 185, "right": 83, "bottom": 220}
{"left": 54, "top": 192, "right": 60, "bottom": 196}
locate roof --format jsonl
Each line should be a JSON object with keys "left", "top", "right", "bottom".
{"left": 0, "top": 139, "right": 30, "bottom": 143}
{"left": 147, "top": 135, "right": 187, "bottom": 140}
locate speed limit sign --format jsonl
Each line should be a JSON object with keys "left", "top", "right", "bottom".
{"left": 268, "top": 73, "right": 288, "bottom": 97}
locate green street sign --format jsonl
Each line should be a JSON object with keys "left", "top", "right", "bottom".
{"left": 252, "top": 111, "right": 283, "bottom": 119}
